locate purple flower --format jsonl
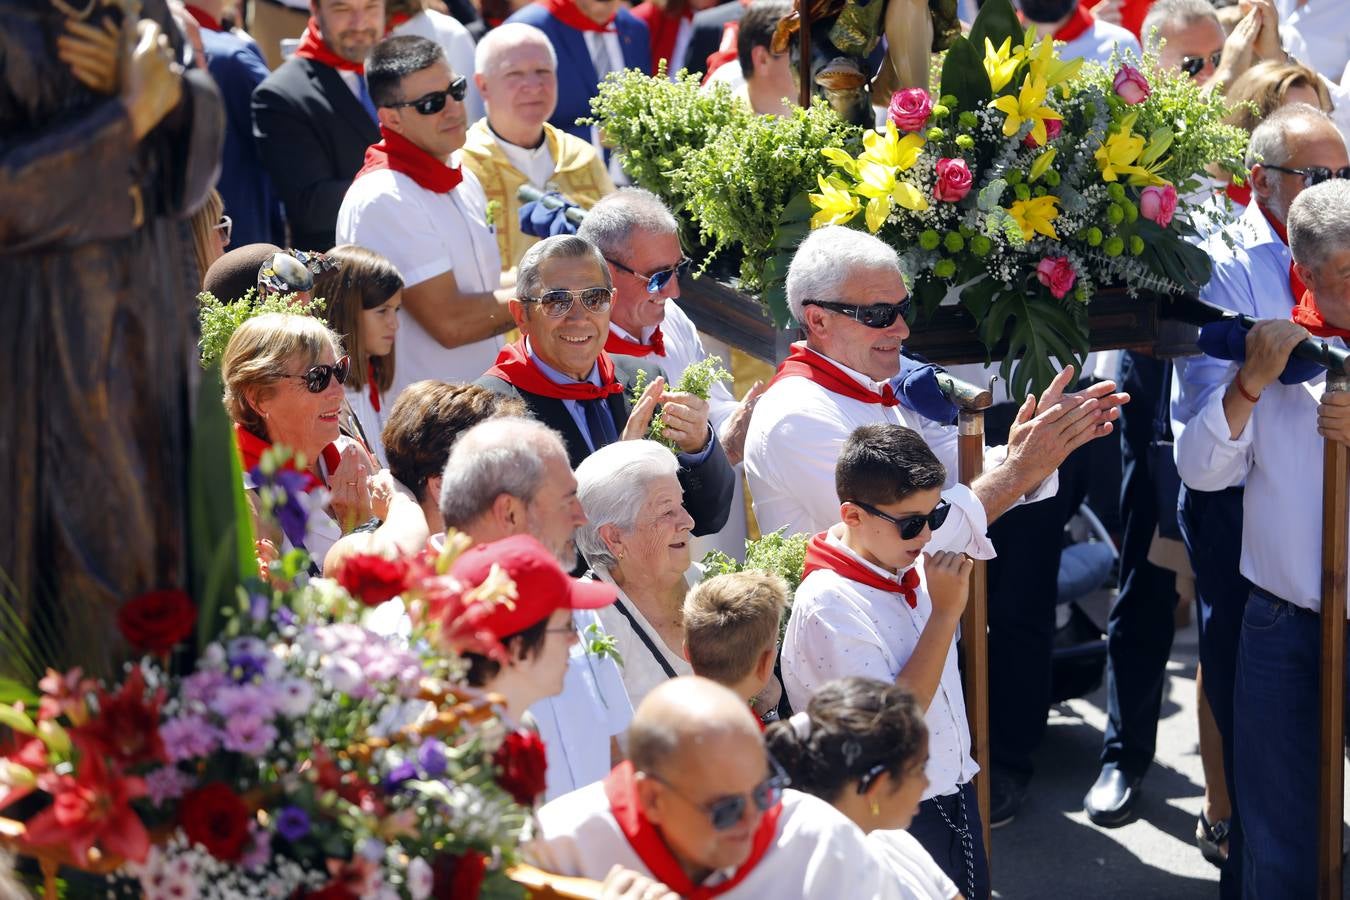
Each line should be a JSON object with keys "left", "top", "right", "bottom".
{"left": 274, "top": 678, "right": 314, "bottom": 718}
{"left": 145, "top": 766, "right": 196, "bottom": 806}
{"left": 384, "top": 760, "right": 418, "bottom": 792}
{"left": 182, "top": 669, "right": 229, "bottom": 706}
{"left": 249, "top": 593, "right": 270, "bottom": 623}
{"left": 247, "top": 465, "right": 313, "bottom": 548}
{"left": 418, "top": 740, "right": 447, "bottom": 778}
{"left": 273, "top": 606, "right": 297, "bottom": 629}
{"left": 161, "top": 715, "right": 220, "bottom": 762}
{"left": 210, "top": 683, "right": 278, "bottom": 720}
{"left": 275, "top": 805, "right": 311, "bottom": 842}
{"left": 240, "top": 821, "right": 272, "bottom": 870}
{"left": 221, "top": 712, "right": 278, "bottom": 756}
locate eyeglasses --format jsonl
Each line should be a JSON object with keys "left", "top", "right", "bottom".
{"left": 214, "top": 214, "right": 233, "bottom": 245}
{"left": 606, "top": 256, "right": 692, "bottom": 294}
{"left": 848, "top": 498, "right": 951, "bottom": 540}
{"left": 385, "top": 75, "right": 468, "bottom": 115}
{"left": 802, "top": 298, "right": 912, "bottom": 329}
{"left": 258, "top": 250, "right": 336, "bottom": 296}
{"left": 1179, "top": 51, "right": 1223, "bottom": 78}
{"left": 520, "top": 287, "right": 615, "bottom": 318}
{"left": 544, "top": 620, "right": 579, "bottom": 637}
{"left": 646, "top": 754, "right": 791, "bottom": 832}
{"left": 1263, "top": 164, "right": 1350, "bottom": 188}
{"left": 289, "top": 356, "right": 350, "bottom": 393}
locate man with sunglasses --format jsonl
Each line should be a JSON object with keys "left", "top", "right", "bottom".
{"left": 338, "top": 35, "right": 518, "bottom": 398}
{"left": 530, "top": 676, "right": 906, "bottom": 899}
{"left": 1143, "top": 0, "right": 1286, "bottom": 92}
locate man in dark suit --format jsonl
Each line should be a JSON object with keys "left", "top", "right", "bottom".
{"left": 504, "top": 0, "right": 649, "bottom": 146}
{"left": 477, "top": 235, "right": 735, "bottom": 538}
{"left": 251, "top": 0, "right": 384, "bottom": 251}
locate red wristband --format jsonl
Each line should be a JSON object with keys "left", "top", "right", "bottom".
{"left": 1234, "top": 371, "right": 1261, "bottom": 404}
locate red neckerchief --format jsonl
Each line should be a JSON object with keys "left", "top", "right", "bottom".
{"left": 633, "top": 1, "right": 692, "bottom": 73}
{"left": 701, "top": 20, "right": 740, "bottom": 84}
{"left": 1225, "top": 181, "right": 1252, "bottom": 208}
{"left": 184, "top": 4, "right": 222, "bottom": 31}
{"left": 1051, "top": 2, "right": 1094, "bottom": 42}
{"left": 1257, "top": 202, "right": 1308, "bottom": 306}
{"left": 367, "top": 363, "right": 382, "bottom": 413}
{"left": 294, "top": 17, "right": 365, "bottom": 73}
{"left": 802, "top": 533, "right": 920, "bottom": 608}
{"left": 538, "top": 0, "right": 615, "bottom": 32}
{"left": 605, "top": 327, "right": 666, "bottom": 358}
{"left": 387, "top": 11, "right": 413, "bottom": 27}
{"left": 234, "top": 424, "right": 331, "bottom": 493}
{"left": 1292, "top": 289, "right": 1350, "bottom": 340}
{"left": 603, "top": 761, "right": 783, "bottom": 899}
{"left": 357, "top": 126, "right": 464, "bottom": 194}
{"left": 768, "top": 343, "right": 899, "bottom": 406}
{"left": 485, "top": 339, "right": 625, "bottom": 401}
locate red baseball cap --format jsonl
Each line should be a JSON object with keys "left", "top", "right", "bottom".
{"left": 450, "top": 534, "right": 618, "bottom": 640}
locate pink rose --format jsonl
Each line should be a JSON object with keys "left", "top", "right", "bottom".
{"left": 933, "top": 157, "right": 973, "bottom": 202}
{"left": 1022, "top": 118, "right": 1062, "bottom": 148}
{"left": 888, "top": 88, "right": 933, "bottom": 132}
{"left": 1139, "top": 183, "right": 1178, "bottom": 227}
{"left": 1112, "top": 64, "right": 1151, "bottom": 105}
{"left": 1036, "top": 256, "right": 1077, "bottom": 299}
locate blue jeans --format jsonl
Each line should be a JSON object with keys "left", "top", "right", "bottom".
{"left": 1233, "top": 589, "right": 1347, "bottom": 900}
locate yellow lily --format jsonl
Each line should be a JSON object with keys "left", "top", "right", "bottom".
{"left": 989, "top": 75, "right": 1062, "bottom": 147}
{"left": 1007, "top": 195, "right": 1061, "bottom": 241}
{"left": 854, "top": 163, "right": 929, "bottom": 232}
{"left": 1023, "top": 31, "right": 1083, "bottom": 89}
{"left": 821, "top": 146, "right": 859, "bottom": 179}
{"left": 859, "top": 121, "right": 925, "bottom": 172}
{"left": 810, "top": 173, "right": 862, "bottom": 228}
{"left": 984, "top": 36, "right": 1021, "bottom": 93}
{"left": 1029, "top": 147, "right": 1057, "bottom": 182}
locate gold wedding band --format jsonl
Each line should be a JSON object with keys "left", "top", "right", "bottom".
{"left": 346, "top": 481, "right": 358, "bottom": 487}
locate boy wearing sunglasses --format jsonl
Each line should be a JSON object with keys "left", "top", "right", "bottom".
{"left": 782, "top": 423, "right": 994, "bottom": 897}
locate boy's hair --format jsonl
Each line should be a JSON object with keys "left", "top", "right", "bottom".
{"left": 835, "top": 423, "right": 946, "bottom": 506}
{"left": 683, "top": 572, "right": 788, "bottom": 685}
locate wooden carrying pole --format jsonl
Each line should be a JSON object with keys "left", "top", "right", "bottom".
{"left": 1319, "top": 367, "right": 1350, "bottom": 899}
{"left": 939, "top": 372, "right": 994, "bottom": 861}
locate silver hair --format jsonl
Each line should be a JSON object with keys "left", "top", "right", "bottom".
{"left": 516, "top": 234, "right": 612, "bottom": 302}
{"left": 1141, "top": 0, "right": 1220, "bottom": 52}
{"left": 473, "top": 21, "right": 557, "bottom": 79}
{"left": 576, "top": 188, "right": 679, "bottom": 260}
{"left": 1247, "top": 102, "right": 1337, "bottom": 169}
{"left": 574, "top": 440, "right": 681, "bottom": 570}
{"left": 785, "top": 225, "right": 902, "bottom": 323}
{"left": 1288, "top": 180, "right": 1350, "bottom": 278}
{"left": 438, "top": 416, "right": 569, "bottom": 528}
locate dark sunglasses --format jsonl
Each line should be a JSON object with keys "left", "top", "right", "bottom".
{"left": 386, "top": 75, "right": 468, "bottom": 115}
{"left": 607, "top": 256, "right": 692, "bottom": 294}
{"left": 648, "top": 754, "right": 790, "bottom": 831}
{"left": 521, "top": 287, "right": 614, "bottom": 318}
{"left": 258, "top": 250, "right": 336, "bottom": 296}
{"left": 1264, "top": 164, "right": 1350, "bottom": 187}
{"left": 1180, "top": 51, "right": 1223, "bottom": 78}
{"left": 849, "top": 498, "right": 951, "bottom": 540}
{"left": 289, "top": 356, "right": 350, "bottom": 393}
{"left": 803, "top": 298, "right": 912, "bottom": 329}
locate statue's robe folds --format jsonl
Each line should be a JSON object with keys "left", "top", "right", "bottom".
{"left": 0, "top": 0, "right": 223, "bottom": 676}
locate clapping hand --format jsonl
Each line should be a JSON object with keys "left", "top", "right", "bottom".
{"left": 924, "top": 551, "right": 974, "bottom": 622}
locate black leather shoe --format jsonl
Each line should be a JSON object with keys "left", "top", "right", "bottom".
{"left": 1084, "top": 766, "right": 1142, "bottom": 827}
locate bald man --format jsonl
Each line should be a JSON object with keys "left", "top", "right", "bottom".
{"left": 529, "top": 677, "right": 905, "bottom": 898}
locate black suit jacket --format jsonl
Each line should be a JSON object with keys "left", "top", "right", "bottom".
{"left": 251, "top": 57, "right": 380, "bottom": 252}
{"left": 682, "top": 1, "right": 746, "bottom": 79}
{"left": 475, "top": 375, "right": 736, "bottom": 537}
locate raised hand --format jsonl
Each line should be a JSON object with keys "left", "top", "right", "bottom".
{"left": 924, "top": 550, "right": 974, "bottom": 622}
{"left": 657, "top": 389, "right": 712, "bottom": 454}
{"left": 718, "top": 379, "right": 767, "bottom": 466}
{"left": 327, "top": 444, "right": 373, "bottom": 534}
{"left": 623, "top": 375, "right": 666, "bottom": 441}
{"left": 1239, "top": 319, "right": 1307, "bottom": 395}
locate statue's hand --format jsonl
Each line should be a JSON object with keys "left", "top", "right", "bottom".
{"left": 57, "top": 18, "right": 122, "bottom": 95}
{"left": 122, "top": 18, "right": 184, "bottom": 141}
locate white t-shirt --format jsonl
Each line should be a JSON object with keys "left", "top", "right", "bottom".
{"left": 392, "top": 9, "right": 485, "bottom": 125}
{"left": 868, "top": 829, "right": 961, "bottom": 900}
{"left": 336, "top": 164, "right": 505, "bottom": 400}
{"left": 344, "top": 383, "right": 387, "bottom": 468}
{"left": 1058, "top": 18, "right": 1141, "bottom": 65}
{"left": 530, "top": 785, "right": 907, "bottom": 900}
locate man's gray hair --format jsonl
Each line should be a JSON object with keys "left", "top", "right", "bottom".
{"left": 438, "top": 416, "right": 569, "bottom": 527}
{"left": 785, "top": 225, "right": 902, "bottom": 323}
{"left": 516, "top": 234, "right": 612, "bottom": 302}
{"left": 474, "top": 21, "right": 557, "bottom": 79}
{"left": 574, "top": 440, "right": 681, "bottom": 570}
{"left": 1247, "top": 103, "right": 1337, "bottom": 169}
{"left": 1141, "top": 0, "right": 1220, "bottom": 52}
{"left": 1288, "top": 180, "right": 1350, "bottom": 278}
{"left": 576, "top": 188, "right": 679, "bottom": 260}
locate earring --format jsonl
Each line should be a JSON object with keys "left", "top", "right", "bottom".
{"left": 869, "top": 796, "right": 880, "bottom": 817}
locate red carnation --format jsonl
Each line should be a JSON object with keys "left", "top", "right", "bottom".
{"left": 118, "top": 590, "right": 197, "bottom": 654}
{"left": 432, "top": 849, "right": 488, "bottom": 899}
{"left": 74, "top": 666, "right": 166, "bottom": 767}
{"left": 179, "top": 782, "right": 251, "bottom": 861}
{"left": 492, "top": 730, "right": 548, "bottom": 807}
{"left": 334, "top": 553, "right": 410, "bottom": 607}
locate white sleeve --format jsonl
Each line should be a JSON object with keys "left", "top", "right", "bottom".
{"left": 338, "top": 184, "right": 451, "bottom": 288}
{"left": 744, "top": 402, "right": 850, "bottom": 537}
{"left": 1174, "top": 384, "right": 1254, "bottom": 491}
{"left": 927, "top": 483, "right": 996, "bottom": 559}
{"left": 799, "top": 813, "right": 908, "bottom": 900}
{"left": 783, "top": 587, "right": 897, "bottom": 710}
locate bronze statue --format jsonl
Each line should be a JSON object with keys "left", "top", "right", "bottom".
{"left": 0, "top": 0, "right": 223, "bottom": 677}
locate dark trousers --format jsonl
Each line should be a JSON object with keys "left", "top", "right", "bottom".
{"left": 1233, "top": 589, "right": 1348, "bottom": 900}
{"left": 1178, "top": 484, "right": 1249, "bottom": 898}
{"left": 909, "top": 781, "right": 990, "bottom": 900}
{"left": 1099, "top": 352, "right": 1179, "bottom": 778}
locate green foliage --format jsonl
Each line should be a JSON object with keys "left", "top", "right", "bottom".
{"left": 966, "top": 0, "right": 1022, "bottom": 61}
{"left": 585, "top": 622, "right": 624, "bottom": 667}
{"left": 197, "top": 289, "right": 327, "bottom": 368}
{"left": 978, "top": 292, "right": 1089, "bottom": 400}
{"left": 938, "top": 36, "right": 992, "bottom": 117}
{"left": 631, "top": 357, "right": 732, "bottom": 452}
{"left": 701, "top": 529, "right": 811, "bottom": 632}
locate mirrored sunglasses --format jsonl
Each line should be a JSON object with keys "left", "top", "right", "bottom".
{"left": 521, "top": 287, "right": 615, "bottom": 318}
{"left": 291, "top": 356, "right": 350, "bottom": 393}
{"left": 803, "top": 298, "right": 913, "bottom": 329}
{"left": 608, "top": 255, "right": 693, "bottom": 293}
{"left": 387, "top": 75, "right": 469, "bottom": 116}
{"left": 849, "top": 498, "right": 951, "bottom": 540}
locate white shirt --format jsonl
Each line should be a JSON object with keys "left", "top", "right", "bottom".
{"left": 702, "top": 56, "right": 747, "bottom": 94}
{"left": 344, "top": 384, "right": 388, "bottom": 468}
{"left": 529, "top": 609, "right": 634, "bottom": 802}
{"left": 781, "top": 529, "right": 982, "bottom": 797}
{"left": 392, "top": 10, "right": 486, "bottom": 125}
{"left": 336, "top": 165, "right": 505, "bottom": 400}
{"left": 744, "top": 343, "right": 1054, "bottom": 544}
{"left": 867, "top": 830, "right": 961, "bottom": 900}
{"left": 530, "top": 785, "right": 907, "bottom": 900}
{"left": 1282, "top": 1, "right": 1350, "bottom": 82}
{"left": 498, "top": 134, "right": 559, "bottom": 191}
{"left": 1057, "top": 19, "right": 1141, "bottom": 64}
{"left": 590, "top": 570, "right": 694, "bottom": 709}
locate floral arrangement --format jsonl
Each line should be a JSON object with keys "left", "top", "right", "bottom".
{"left": 0, "top": 525, "right": 544, "bottom": 899}
{"left": 792, "top": 0, "right": 1247, "bottom": 395}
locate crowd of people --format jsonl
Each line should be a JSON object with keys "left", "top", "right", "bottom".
{"left": 39, "top": 0, "right": 1350, "bottom": 894}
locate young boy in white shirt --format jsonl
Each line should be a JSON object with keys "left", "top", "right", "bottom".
{"left": 682, "top": 571, "right": 789, "bottom": 724}
{"left": 781, "top": 423, "right": 986, "bottom": 899}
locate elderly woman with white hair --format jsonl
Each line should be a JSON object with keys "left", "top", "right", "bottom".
{"left": 574, "top": 439, "right": 698, "bottom": 707}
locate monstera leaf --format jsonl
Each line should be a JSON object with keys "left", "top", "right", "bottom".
{"left": 979, "top": 293, "right": 1090, "bottom": 400}
{"left": 1137, "top": 218, "right": 1213, "bottom": 294}
{"left": 762, "top": 192, "right": 816, "bottom": 328}
{"left": 939, "top": 37, "right": 992, "bottom": 115}
{"left": 967, "top": 0, "right": 1024, "bottom": 65}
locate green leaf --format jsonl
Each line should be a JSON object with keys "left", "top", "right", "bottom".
{"left": 0, "top": 678, "right": 39, "bottom": 706}
{"left": 939, "top": 37, "right": 992, "bottom": 115}
{"left": 967, "top": 0, "right": 1023, "bottom": 65}
{"left": 0, "top": 703, "right": 35, "bottom": 735}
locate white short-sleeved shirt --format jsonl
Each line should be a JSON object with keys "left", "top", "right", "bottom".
{"left": 336, "top": 165, "right": 505, "bottom": 399}
{"left": 781, "top": 529, "right": 980, "bottom": 797}
{"left": 392, "top": 10, "right": 485, "bottom": 125}
{"left": 868, "top": 829, "right": 961, "bottom": 900}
